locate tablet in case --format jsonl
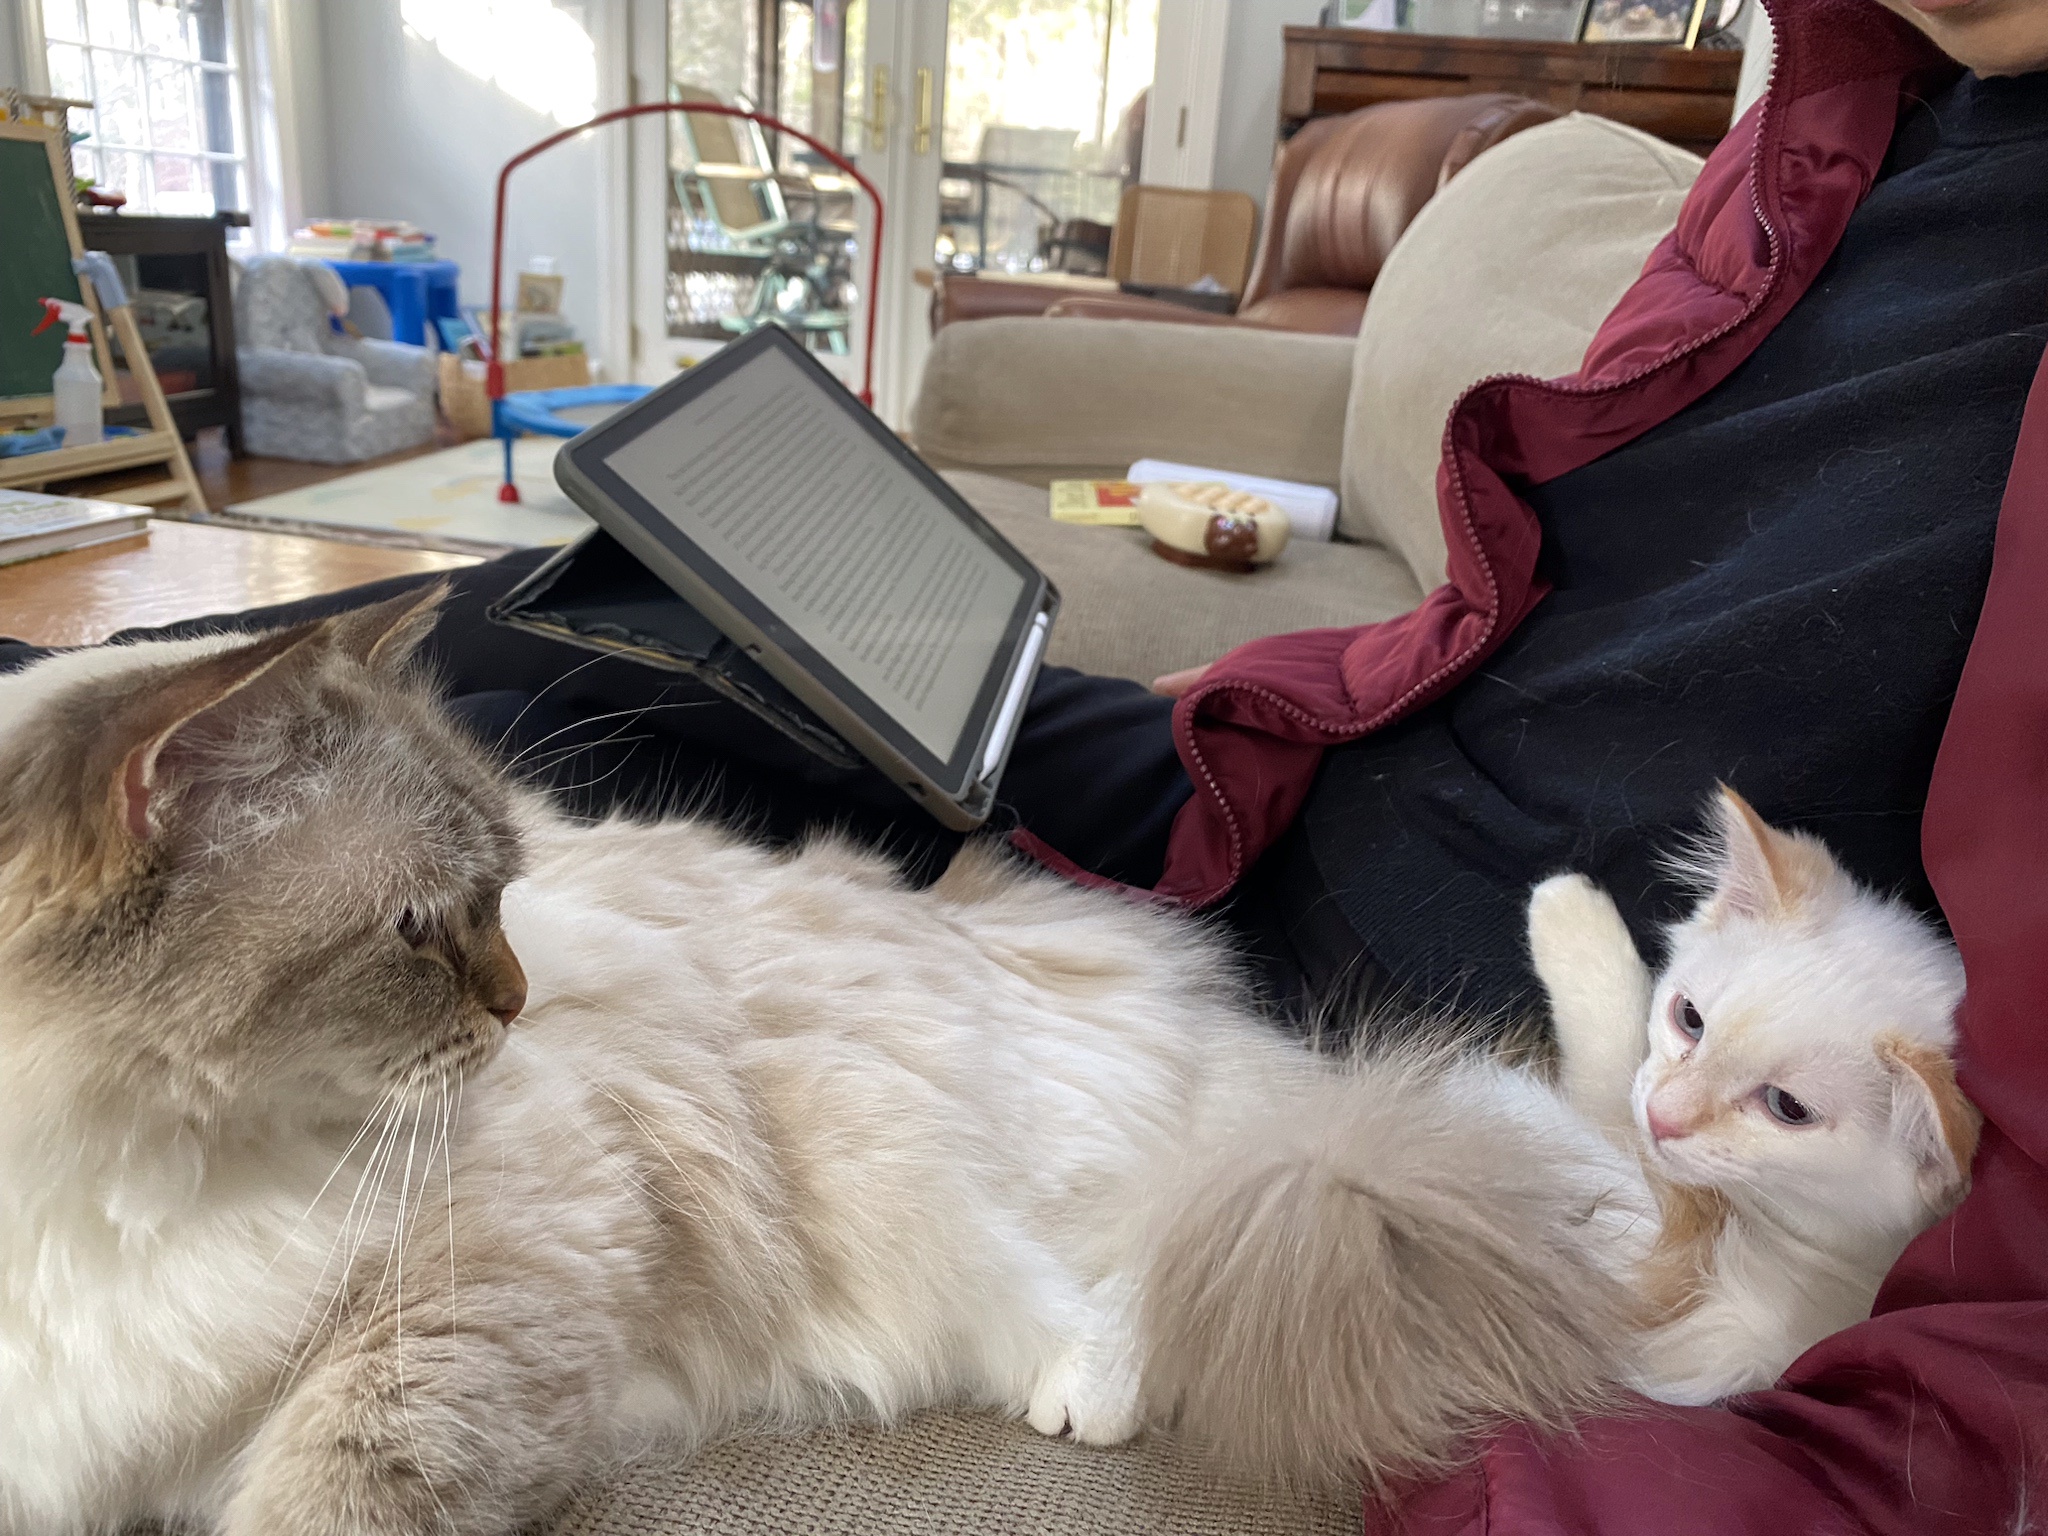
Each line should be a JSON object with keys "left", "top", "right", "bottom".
{"left": 485, "top": 527, "right": 862, "bottom": 771}
{"left": 499, "top": 326, "right": 1058, "bottom": 830}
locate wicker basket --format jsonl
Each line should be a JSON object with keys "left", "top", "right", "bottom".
{"left": 439, "top": 352, "right": 593, "bottom": 440}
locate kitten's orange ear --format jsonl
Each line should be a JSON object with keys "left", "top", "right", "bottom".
{"left": 1704, "top": 786, "right": 1844, "bottom": 923}
{"left": 110, "top": 626, "right": 323, "bottom": 842}
{"left": 325, "top": 581, "right": 448, "bottom": 675}
{"left": 1877, "top": 1033, "right": 1981, "bottom": 1210}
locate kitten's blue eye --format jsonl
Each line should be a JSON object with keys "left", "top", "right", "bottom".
{"left": 1763, "top": 1086, "right": 1817, "bottom": 1126}
{"left": 1674, "top": 996, "right": 1706, "bottom": 1041}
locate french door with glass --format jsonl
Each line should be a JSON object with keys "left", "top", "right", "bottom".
{"left": 638, "top": 0, "right": 1158, "bottom": 423}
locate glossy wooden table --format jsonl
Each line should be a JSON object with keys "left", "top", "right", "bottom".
{"left": 0, "top": 519, "right": 479, "bottom": 648}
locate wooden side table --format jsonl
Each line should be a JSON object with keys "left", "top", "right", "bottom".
{"left": 1280, "top": 28, "right": 1744, "bottom": 157}
{"left": 0, "top": 519, "right": 477, "bottom": 648}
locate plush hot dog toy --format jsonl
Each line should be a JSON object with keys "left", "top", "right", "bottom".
{"left": 1136, "top": 481, "right": 1291, "bottom": 573}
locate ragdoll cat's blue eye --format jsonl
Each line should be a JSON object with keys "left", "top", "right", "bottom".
{"left": 1763, "top": 1086, "right": 1817, "bottom": 1126}
{"left": 1674, "top": 996, "right": 1706, "bottom": 1040}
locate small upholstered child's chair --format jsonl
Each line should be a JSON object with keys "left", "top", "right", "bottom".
{"left": 234, "top": 256, "right": 437, "bottom": 463}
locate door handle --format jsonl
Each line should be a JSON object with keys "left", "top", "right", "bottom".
{"left": 869, "top": 65, "right": 890, "bottom": 152}
{"left": 913, "top": 66, "right": 934, "bottom": 155}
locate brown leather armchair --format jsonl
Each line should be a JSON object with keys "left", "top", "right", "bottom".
{"left": 935, "top": 92, "right": 1559, "bottom": 338}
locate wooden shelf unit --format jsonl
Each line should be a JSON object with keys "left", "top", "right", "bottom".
{"left": 1280, "top": 27, "right": 1744, "bottom": 158}
{"left": 79, "top": 210, "right": 248, "bottom": 456}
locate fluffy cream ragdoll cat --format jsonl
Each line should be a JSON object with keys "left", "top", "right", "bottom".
{"left": 1527, "top": 787, "right": 1982, "bottom": 1406}
{"left": 0, "top": 589, "right": 1643, "bottom": 1535}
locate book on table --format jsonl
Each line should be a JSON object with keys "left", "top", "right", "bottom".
{"left": 0, "top": 489, "right": 150, "bottom": 567}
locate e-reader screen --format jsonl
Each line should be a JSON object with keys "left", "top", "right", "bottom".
{"left": 554, "top": 327, "right": 1052, "bottom": 821}
{"left": 601, "top": 345, "right": 1028, "bottom": 761}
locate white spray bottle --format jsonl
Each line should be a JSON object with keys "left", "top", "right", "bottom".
{"left": 32, "top": 298, "right": 104, "bottom": 448}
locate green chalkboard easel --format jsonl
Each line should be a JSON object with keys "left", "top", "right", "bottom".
{"left": 0, "top": 119, "right": 203, "bottom": 510}
{"left": 0, "top": 119, "right": 118, "bottom": 422}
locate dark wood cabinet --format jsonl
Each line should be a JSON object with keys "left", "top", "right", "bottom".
{"left": 1281, "top": 27, "right": 1744, "bottom": 158}
{"left": 77, "top": 211, "right": 246, "bottom": 454}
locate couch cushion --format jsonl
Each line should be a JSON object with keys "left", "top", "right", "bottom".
{"left": 362, "top": 383, "right": 421, "bottom": 414}
{"left": 547, "top": 1411, "right": 1358, "bottom": 1536}
{"left": 951, "top": 471, "right": 1423, "bottom": 684}
{"left": 1341, "top": 113, "right": 1703, "bottom": 589}
{"left": 912, "top": 320, "right": 1356, "bottom": 491}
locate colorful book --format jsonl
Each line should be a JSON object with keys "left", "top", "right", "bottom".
{"left": 1049, "top": 479, "right": 1144, "bottom": 526}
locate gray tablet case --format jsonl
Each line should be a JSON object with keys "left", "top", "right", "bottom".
{"left": 485, "top": 528, "right": 861, "bottom": 770}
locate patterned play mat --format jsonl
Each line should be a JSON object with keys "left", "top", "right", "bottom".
{"left": 218, "top": 437, "right": 592, "bottom": 554}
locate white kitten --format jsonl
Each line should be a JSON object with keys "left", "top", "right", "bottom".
{"left": 1528, "top": 787, "right": 1980, "bottom": 1405}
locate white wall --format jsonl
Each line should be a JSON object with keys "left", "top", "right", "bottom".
{"left": 305, "top": 0, "right": 611, "bottom": 364}
{"left": 1734, "top": 2, "right": 1773, "bottom": 120}
{"left": 270, "top": 0, "right": 331, "bottom": 227}
{"left": 0, "top": 0, "right": 25, "bottom": 91}
{"left": 1211, "top": 0, "right": 1321, "bottom": 210}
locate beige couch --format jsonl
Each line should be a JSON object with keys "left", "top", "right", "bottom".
{"left": 541, "top": 113, "right": 1702, "bottom": 1536}
{"left": 912, "top": 113, "right": 1704, "bottom": 685}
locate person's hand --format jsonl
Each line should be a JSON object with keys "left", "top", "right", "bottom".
{"left": 1151, "top": 664, "right": 1212, "bottom": 698}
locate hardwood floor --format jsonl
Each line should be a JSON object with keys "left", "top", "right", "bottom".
{"left": 135, "top": 423, "right": 467, "bottom": 512}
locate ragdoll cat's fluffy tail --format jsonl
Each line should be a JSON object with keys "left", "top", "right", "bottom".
{"left": 1139, "top": 1052, "right": 1633, "bottom": 1493}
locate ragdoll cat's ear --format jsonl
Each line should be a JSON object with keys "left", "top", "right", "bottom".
{"left": 1703, "top": 786, "right": 1845, "bottom": 924}
{"left": 1876, "top": 1033, "right": 1982, "bottom": 1209}
{"left": 324, "top": 582, "right": 449, "bottom": 676}
{"left": 110, "top": 625, "right": 325, "bottom": 843}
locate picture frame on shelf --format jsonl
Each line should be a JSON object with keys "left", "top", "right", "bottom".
{"left": 1579, "top": 0, "right": 1713, "bottom": 44}
{"left": 515, "top": 270, "right": 565, "bottom": 316}
{"left": 1481, "top": 0, "right": 1593, "bottom": 41}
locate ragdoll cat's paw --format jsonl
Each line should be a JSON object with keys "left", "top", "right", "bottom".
{"left": 1026, "top": 1340, "right": 1143, "bottom": 1446}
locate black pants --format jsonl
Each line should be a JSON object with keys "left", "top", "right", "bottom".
{"left": 0, "top": 549, "right": 1424, "bottom": 1025}
{"left": 1, "top": 546, "right": 1240, "bottom": 911}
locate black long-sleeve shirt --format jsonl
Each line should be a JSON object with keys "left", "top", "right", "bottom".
{"left": 1246, "top": 68, "right": 2048, "bottom": 1020}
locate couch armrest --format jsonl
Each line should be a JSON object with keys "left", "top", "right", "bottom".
{"left": 1041, "top": 294, "right": 1284, "bottom": 329}
{"left": 909, "top": 317, "right": 1353, "bottom": 488}
{"left": 338, "top": 336, "right": 437, "bottom": 396}
{"left": 237, "top": 347, "right": 367, "bottom": 411}
{"left": 932, "top": 271, "right": 1120, "bottom": 331}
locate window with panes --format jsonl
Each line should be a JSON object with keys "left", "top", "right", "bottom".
{"left": 39, "top": 0, "right": 250, "bottom": 219}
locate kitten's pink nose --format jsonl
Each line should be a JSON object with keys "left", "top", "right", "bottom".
{"left": 1645, "top": 1095, "right": 1692, "bottom": 1143}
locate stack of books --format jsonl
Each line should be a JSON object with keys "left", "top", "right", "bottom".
{"left": 0, "top": 489, "right": 150, "bottom": 567}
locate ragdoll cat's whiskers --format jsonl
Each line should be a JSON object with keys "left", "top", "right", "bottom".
{"left": 497, "top": 699, "right": 719, "bottom": 779}
{"left": 262, "top": 1081, "right": 451, "bottom": 1422}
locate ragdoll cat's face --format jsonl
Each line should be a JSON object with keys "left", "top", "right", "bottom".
{"left": 0, "top": 587, "right": 527, "bottom": 1117}
{"left": 1632, "top": 789, "right": 1979, "bottom": 1238}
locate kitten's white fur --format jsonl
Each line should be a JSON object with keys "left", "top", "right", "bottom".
{"left": 1529, "top": 789, "right": 1977, "bottom": 1406}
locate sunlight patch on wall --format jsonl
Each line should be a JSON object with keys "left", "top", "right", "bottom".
{"left": 399, "top": 0, "right": 598, "bottom": 125}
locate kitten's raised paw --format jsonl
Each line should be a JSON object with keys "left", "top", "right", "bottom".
{"left": 1527, "top": 873, "right": 1623, "bottom": 966}
{"left": 1528, "top": 873, "right": 1646, "bottom": 1001}
{"left": 1026, "top": 1344, "right": 1142, "bottom": 1446}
